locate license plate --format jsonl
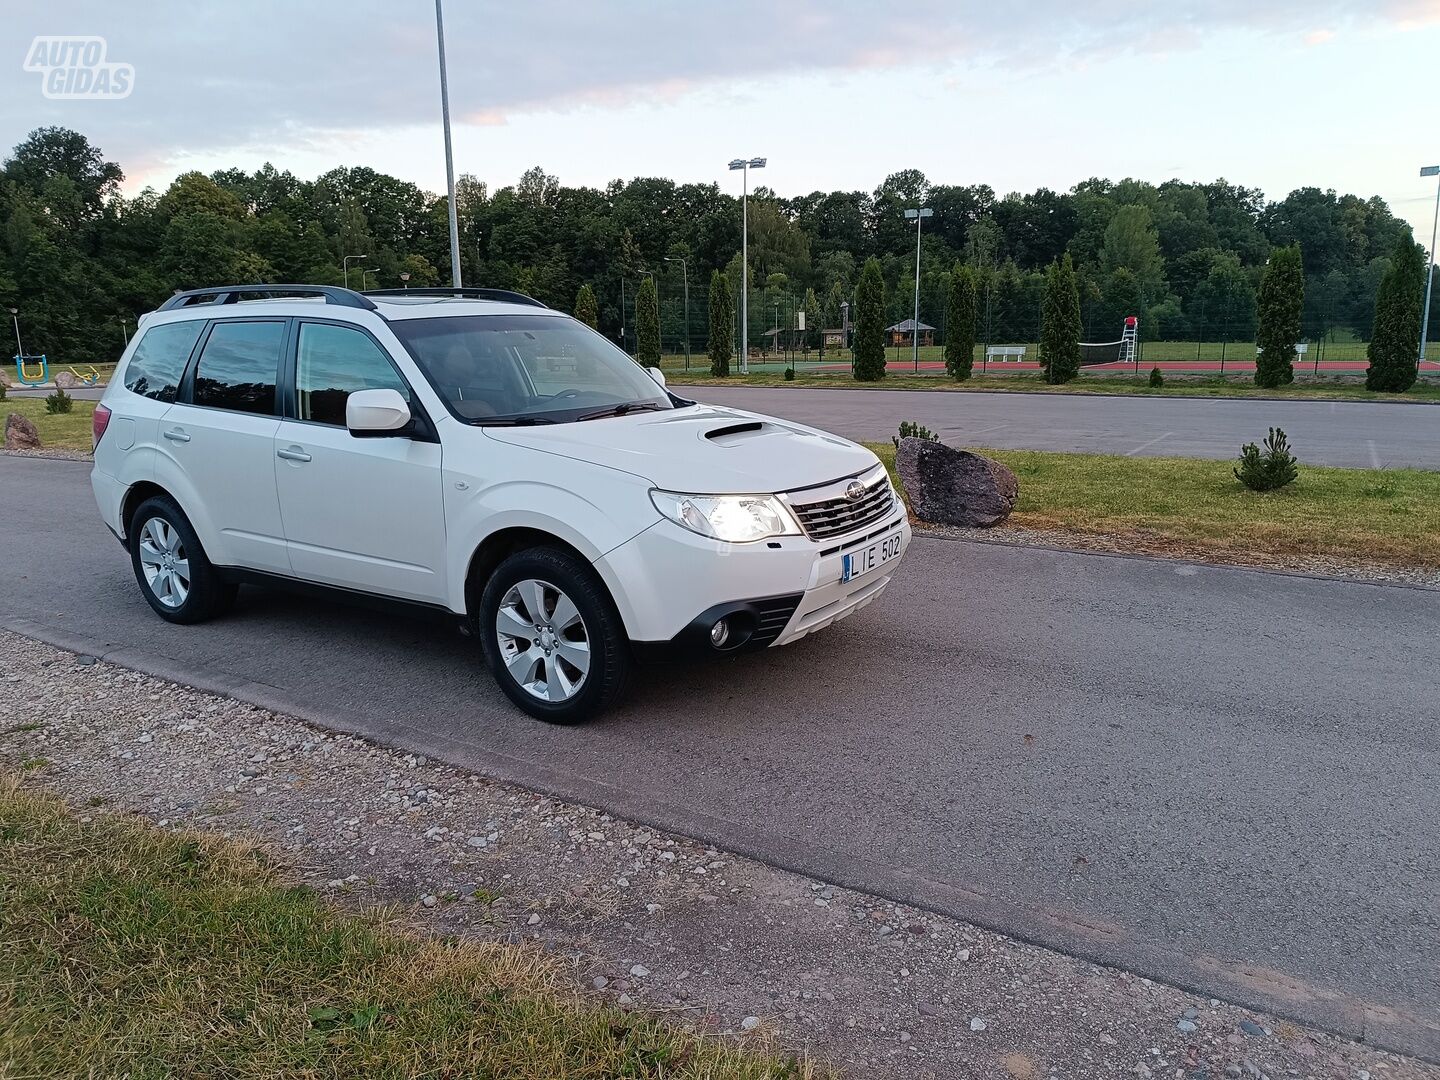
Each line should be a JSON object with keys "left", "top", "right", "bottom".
{"left": 841, "top": 531, "right": 903, "bottom": 583}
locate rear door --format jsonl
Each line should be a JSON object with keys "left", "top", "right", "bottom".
{"left": 159, "top": 318, "right": 289, "bottom": 574}
{"left": 273, "top": 319, "right": 447, "bottom": 604}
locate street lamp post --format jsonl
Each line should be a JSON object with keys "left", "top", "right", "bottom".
{"left": 727, "top": 156, "right": 766, "bottom": 374}
{"left": 343, "top": 254, "right": 367, "bottom": 289}
{"left": 664, "top": 255, "right": 690, "bottom": 370}
{"left": 9, "top": 307, "right": 22, "bottom": 358}
{"left": 904, "top": 207, "right": 933, "bottom": 373}
{"left": 1420, "top": 165, "right": 1440, "bottom": 364}
{"left": 434, "top": 0, "right": 462, "bottom": 288}
{"left": 361, "top": 268, "right": 379, "bottom": 290}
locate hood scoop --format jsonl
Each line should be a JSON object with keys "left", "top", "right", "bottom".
{"left": 704, "top": 421, "right": 767, "bottom": 445}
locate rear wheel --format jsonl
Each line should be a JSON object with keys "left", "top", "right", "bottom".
{"left": 128, "top": 496, "right": 237, "bottom": 624}
{"left": 478, "top": 547, "right": 630, "bottom": 723}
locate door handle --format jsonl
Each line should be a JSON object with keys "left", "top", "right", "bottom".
{"left": 162, "top": 428, "right": 190, "bottom": 443}
{"left": 276, "top": 446, "right": 312, "bottom": 463}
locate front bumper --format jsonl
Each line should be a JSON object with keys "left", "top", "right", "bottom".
{"left": 598, "top": 508, "right": 911, "bottom": 658}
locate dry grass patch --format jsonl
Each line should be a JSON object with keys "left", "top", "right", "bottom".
{"left": 0, "top": 776, "right": 823, "bottom": 1079}
{"left": 868, "top": 442, "right": 1440, "bottom": 567}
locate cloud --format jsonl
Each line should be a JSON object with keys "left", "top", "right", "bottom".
{"left": 0, "top": 0, "right": 1415, "bottom": 178}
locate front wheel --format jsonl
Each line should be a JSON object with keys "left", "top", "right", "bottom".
{"left": 478, "top": 547, "right": 631, "bottom": 723}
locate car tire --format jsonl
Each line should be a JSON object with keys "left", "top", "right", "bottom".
{"left": 478, "top": 546, "right": 631, "bottom": 723}
{"left": 128, "top": 495, "right": 237, "bottom": 625}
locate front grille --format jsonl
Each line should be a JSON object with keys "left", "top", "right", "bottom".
{"left": 789, "top": 474, "right": 896, "bottom": 541}
{"left": 750, "top": 594, "right": 802, "bottom": 647}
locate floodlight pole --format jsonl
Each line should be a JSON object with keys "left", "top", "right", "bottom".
{"left": 342, "top": 254, "right": 366, "bottom": 289}
{"left": 905, "top": 208, "right": 933, "bottom": 372}
{"left": 665, "top": 255, "right": 690, "bottom": 370}
{"left": 1420, "top": 165, "right": 1440, "bottom": 363}
{"left": 728, "top": 157, "right": 766, "bottom": 373}
{"left": 435, "top": 0, "right": 463, "bottom": 288}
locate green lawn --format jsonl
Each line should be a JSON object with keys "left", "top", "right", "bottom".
{"left": 0, "top": 777, "right": 821, "bottom": 1079}
{"left": 1, "top": 395, "right": 96, "bottom": 451}
{"left": 867, "top": 442, "right": 1440, "bottom": 567}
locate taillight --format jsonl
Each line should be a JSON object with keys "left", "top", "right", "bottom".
{"left": 92, "top": 403, "right": 112, "bottom": 448}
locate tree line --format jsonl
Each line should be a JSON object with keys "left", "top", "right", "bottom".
{"left": 0, "top": 126, "right": 1430, "bottom": 387}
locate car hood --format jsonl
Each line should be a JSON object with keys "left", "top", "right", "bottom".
{"left": 481, "top": 403, "right": 879, "bottom": 493}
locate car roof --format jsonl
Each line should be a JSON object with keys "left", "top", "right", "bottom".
{"left": 137, "top": 292, "right": 567, "bottom": 329}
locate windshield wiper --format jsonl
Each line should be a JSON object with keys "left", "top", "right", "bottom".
{"left": 473, "top": 416, "right": 556, "bottom": 426}
{"left": 578, "top": 402, "right": 666, "bottom": 422}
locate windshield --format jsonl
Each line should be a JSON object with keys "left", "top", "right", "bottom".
{"left": 389, "top": 314, "right": 672, "bottom": 425}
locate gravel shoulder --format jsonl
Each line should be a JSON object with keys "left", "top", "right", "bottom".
{"left": 3, "top": 630, "right": 1433, "bottom": 1080}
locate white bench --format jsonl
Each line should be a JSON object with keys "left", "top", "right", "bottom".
{"left": 986, "top": 346, "right": 1026, "bottom": 363}
{"left": 1255, "top": 343, "right": 1307, "bottom": 356}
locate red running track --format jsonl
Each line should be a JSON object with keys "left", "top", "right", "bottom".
{"left": 811, "top": 359, "right": 1440, "bottom": 375}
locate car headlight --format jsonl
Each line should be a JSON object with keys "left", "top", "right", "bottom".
{"left": 650, "top": 490, "right": 800, "bottom": 543}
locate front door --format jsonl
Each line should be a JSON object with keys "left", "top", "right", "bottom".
{"left": 273, "top": 320, "right": 447, "bottom": 605}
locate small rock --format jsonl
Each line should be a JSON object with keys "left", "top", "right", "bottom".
{"left": 465, "top": 836, "right": 486, "bottom": 848}
{"left": 969, "top": 1017, "right": 987, "bottom": 1032}
{"left": 740, "top": 1016, "right": 761, "bottom": 1032}
{"left": 1238, "top": 1020, "right": 1265, "bottom": 1037}
{"left": 1183, "top": 1007, "right": 1200, "bottom": 1020}
{"left": 616, "top": 993, "right": 634, "bottom": 1007}
{"left": 898, "top": 1031, "right": 912, "bottom": 1043}
{"left": 629, "top": 964, "right": 650, "bottom": 978}
{"left": 420, "top": 894, "right": 437, "bottom": 907}
{"left": 1177, "top": 1019, "right": 1197, "bottom": 1033}
{"left": 527, "top": 913, "right": 540, "bottom": 925}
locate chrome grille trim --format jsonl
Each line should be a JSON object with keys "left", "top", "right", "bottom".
{"left": 785, "top": 468, "right": 896, "bottom": 541}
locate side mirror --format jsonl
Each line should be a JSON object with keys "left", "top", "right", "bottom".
{"left": 648, "top": 366, "right": 666, "bottom": 388}
{"left": 346, "top": 388, "right": 412, "bottom": 436}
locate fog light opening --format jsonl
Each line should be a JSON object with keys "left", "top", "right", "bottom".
{"left": 709, "top": 618, "right": 730, "bottom": 648}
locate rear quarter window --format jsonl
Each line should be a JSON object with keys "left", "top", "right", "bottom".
{"left": 123, "top": 320, "right": 205, "bottom": 402}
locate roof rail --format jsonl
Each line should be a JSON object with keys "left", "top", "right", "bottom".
{"left": 157, "top": 285, "right": 378, "bottom": 311}
{"left": 362, "top": 287, "right": 548, "bottom": 308}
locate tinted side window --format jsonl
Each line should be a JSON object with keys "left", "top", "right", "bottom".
{"left": 193, "top": 321, "right": 284, "bottom": 415}
{"left": 295, "top": 323, "right": 410, "bottom": 426}
{"left": 123, "top": 320, "right": 204, "bottom": 402}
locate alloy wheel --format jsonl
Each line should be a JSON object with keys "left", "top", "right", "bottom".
{"left": 494, "top": 578, "right": 591, "bottom": 702}
{"left": 137, "top": 516, "right": 191, "bottom": 609}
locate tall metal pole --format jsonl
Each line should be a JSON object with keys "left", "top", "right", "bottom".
{"left": 1420, "top": 166, "right": 1440, "bottom": 363}
{"left": 741, "top": 164, "right": 749, "bottom": 373}
{"left": 10, "top": 309, "right": 22, "bottom": 358}
{"left": 435, "top": 0, "right": 462, "bottom": 288}
{"left": 913, "top": 213, "right": 923, "bottom": 372}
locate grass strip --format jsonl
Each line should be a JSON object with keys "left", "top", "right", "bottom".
{"left": 867, "top": 442, "right": 1440, "bottom": 567}
{"left": 0, "top": 777, "right": 821, "bottom": 1079}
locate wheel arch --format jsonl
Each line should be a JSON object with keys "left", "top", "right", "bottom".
{"left": 462, "top": 527, "right": 594, "bottom": 626}
{"left": 120, "top": 480, "right": 182, "bottom": 542}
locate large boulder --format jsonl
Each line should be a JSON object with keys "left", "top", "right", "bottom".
{"left": 895, "top": 437, "right": 1018, "bottom": 528}
{"left": 5, "top": 412, "right": 42, "bottom": 451}
{"left": 53, "top": 370, "right": 81, "bottom": 389}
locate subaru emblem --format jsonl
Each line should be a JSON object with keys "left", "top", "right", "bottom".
{"left": 845, "top": 480, "right": 866, "bottom": 501}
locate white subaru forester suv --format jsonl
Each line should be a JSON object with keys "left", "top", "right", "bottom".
{"left": 91, "top": 285, "right": 910, "bottom": 722}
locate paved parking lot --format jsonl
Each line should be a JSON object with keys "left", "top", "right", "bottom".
{"left": 4, "top": 455, "right": 1438, "bottom": 1056}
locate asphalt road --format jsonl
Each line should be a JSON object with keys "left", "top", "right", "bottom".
{"left": 682, "top": 385, "right": 1440, "bottom": 469}
{"left": 4, "top": 455, "right": 1439, "bottom": 1057}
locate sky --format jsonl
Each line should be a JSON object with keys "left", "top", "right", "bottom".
{"left": 5, "top": 0, "right": 1440, "bottom": 244}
